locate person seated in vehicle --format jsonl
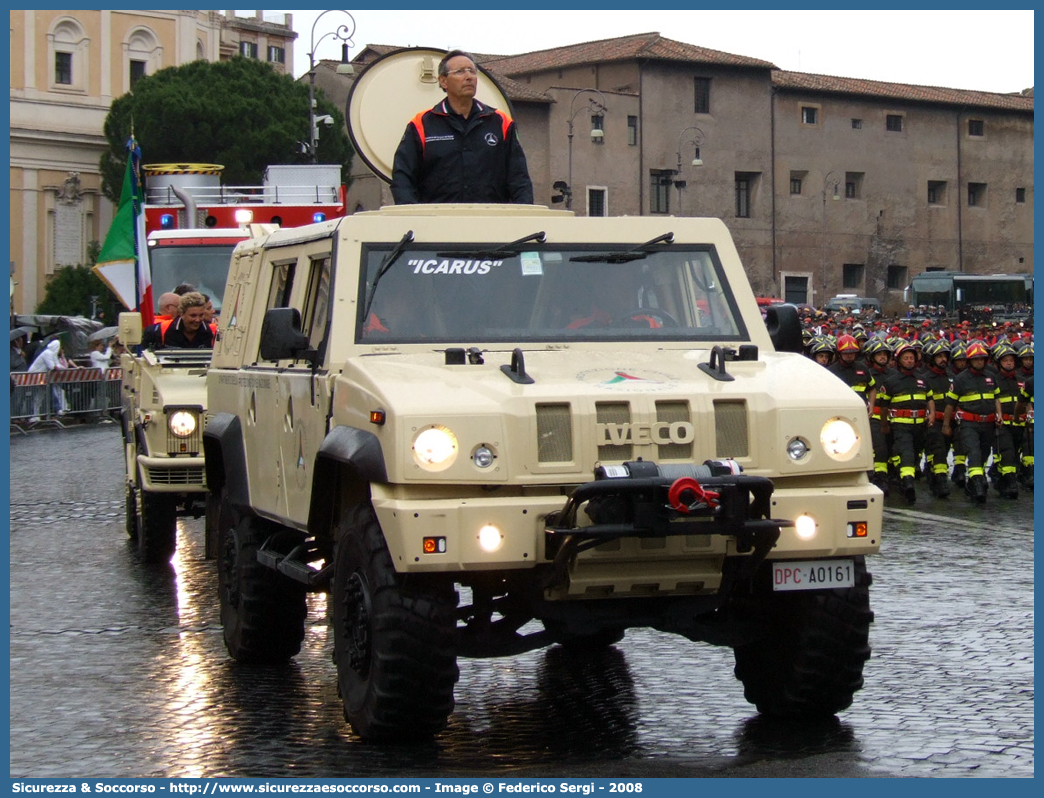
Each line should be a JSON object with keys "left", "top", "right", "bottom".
{"left": 157, "top": 292, "right": 214, "bottom": 349}
{"left": 563, "top": 267, "right": 671, "bottom": 330}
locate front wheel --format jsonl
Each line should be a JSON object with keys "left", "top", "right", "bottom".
{"left": 137, "top": 487, "right": 177, "bottom": 564}
{"left": 332, "top": 503, "right": 458, "bottom": 742}
{"left": 218, "top": 513, "right": 307, "bottom": 663}
{"left": 732, "top": 557, "right": 874, "bottom": 717}
{"left": 124, "top": 482, "right": 140, "bottom": 541}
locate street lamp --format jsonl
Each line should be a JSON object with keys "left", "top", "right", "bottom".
{"left": 306, "top": 10, "right": 356, "bottom": 164}
{"left": 564, "top": 88, "right": 608, "bottom": 211}
{"left": 823, "top": 170, "right": 842, "bottom": 208}
{"left": 676, "top": 126, "right": 706, "bottom": 172}
{"left": 674, "top": 126, "right": 706, "bottom": 213}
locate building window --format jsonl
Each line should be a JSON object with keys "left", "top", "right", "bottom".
{"left": 240, "top": 40, "right": 258, "bottom": 58}
{"left": 267, "top": 46, "right": 285, "bottom": 64}
{"left": 1016, "top": 187, "right": 1026, "bottom": 203}
{"left": 735, "top": 173, "right": 756, "bottom": 218}
{"left": 588, "top": 188, "right": 607, "bottom": 217}
{"left": 650, "top": 170, "right": 672, "bottom": 214}
{"left": 125, "top": 27, "right": 161, "bottom": 93}
{"left": 845, "top": 172, "right": 864, "bottom": 200}
{"left": 887, "top": 264, "right": 907, "bottom": 290}
{"left": 627, "top": 116, "right": 638, "bottom": 146}
{"left": 694, "top": 77, "right": 710, "bottom": 114}
{"left": 851, "top": 118, "right": 863, "bottom": 129}
{"left": 789, "top": 170, "right": 806, "bottom": 196}
{"left": 968, "top": 119, "right": 984, "bottom": 137}
{"left": 927, "top": 180, "right": 946, "bottom": 205}
{"left": 55, "top": 51, "right": 73, "bottom": 85}
{"left": 591, "top": 115, "right": 604, "bottom": 144}
{"left": 49, "top": 19, "right": 88, "bottom": 92}
{"left": 968, "top": 182, "right": 986, "bottom": 207}
{"left": 801, "top": 106, "right": 818, "bottom": 125}
{"left": 129, "top": 59, "right": 147, "bottom": 88}
{"left": 842, "top": 264, "right": 865, "bottom": 290}
{"left": 886, "top": 114, "right": 904, "bottom": 132}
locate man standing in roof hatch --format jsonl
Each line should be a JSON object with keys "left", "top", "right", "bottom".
{"left": 391, "top": 50, "right": 534, "bottom": 205}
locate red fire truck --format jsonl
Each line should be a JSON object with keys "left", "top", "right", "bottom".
{"left": 134, "top": 163, "right": 347, "bottom": 314}
{"left": 142, "top": 162, "right": 346, "bottom": 235}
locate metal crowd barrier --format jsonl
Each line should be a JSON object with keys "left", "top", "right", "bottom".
{"left": 10, "top": 368, "right": 122, "bottom": 433}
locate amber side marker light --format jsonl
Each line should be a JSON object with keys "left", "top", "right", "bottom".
{"left": 370, "top": 409, "right": 386, "bottom": 425}
{"left": 848, "top": 521, "right": 868, "bottom": 538}
{"left": 423, "top": 537, "right": 447, "bottom": 554}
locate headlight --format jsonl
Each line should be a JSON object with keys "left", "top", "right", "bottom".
{"left": 168, "top": 410, "right": 197, "bottom": 438}
{"left": 786, "top": 437, "right": 809, "bottom": 461}
{"left": 820, "top": 418, "right": 859, "bottom": 461}
{"left": 472, "top": 444, "right": 496, "bottom": 469}
{"left": 412, "top": 425, "right": 459, "bottom": 471}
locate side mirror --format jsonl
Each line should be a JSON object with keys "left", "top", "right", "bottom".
{"left": 259, "top": 307, "right": 317, "bottom": 364}
{"left": 764, "top": 303, "right": 804, "bottom": 354}
{"left": 118, "top": 312, "right": 143, "bottom": 346}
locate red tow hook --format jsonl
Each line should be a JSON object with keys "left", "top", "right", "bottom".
{"left": 668, "top": 476, "right": 720, "bottom": 513}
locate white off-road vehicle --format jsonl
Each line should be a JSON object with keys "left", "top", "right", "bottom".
{"left": 202, "top": 48, "right": 881, "bottom": 742}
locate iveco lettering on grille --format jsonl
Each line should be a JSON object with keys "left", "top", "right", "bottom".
{"left": 598, "top": 421, "right": 696, "bottom": 446}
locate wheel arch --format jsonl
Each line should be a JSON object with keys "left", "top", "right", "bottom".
{"left": 203, "top": 412, "right": 250, "bottom": 510}
{"left": 308, "top": 425, "right": 388, "bottom": 542}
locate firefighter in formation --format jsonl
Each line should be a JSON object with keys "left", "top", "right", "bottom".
{"left": 803, "top": 326, "right": 1033, "bottom": 504}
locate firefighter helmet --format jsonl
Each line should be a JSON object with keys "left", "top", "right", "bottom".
{"left": 836, "top": 334, "right": 860, "bottom": 354}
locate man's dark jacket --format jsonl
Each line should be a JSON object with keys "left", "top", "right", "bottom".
{"left": 160, "top": 317, "right": 214, "bottom": 349}
{"left": 390, "top": 99, "right": 533, "bottom": 204}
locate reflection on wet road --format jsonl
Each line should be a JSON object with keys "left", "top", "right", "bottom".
{"left": 9, "top": 426, "right": 1034, "bottom": 777}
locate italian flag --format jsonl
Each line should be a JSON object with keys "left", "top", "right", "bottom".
{"left": 93, "top": 136, "right": 154, "bottom": 327}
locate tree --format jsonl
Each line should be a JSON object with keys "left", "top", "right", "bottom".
{"left": 36, "top": 242, "right": 120, "bottom": 320}
{"left": 101, "top": 57, "right": 352, "bottom": 203}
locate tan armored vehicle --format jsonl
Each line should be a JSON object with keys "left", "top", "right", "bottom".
{"left": 117, "top": 228, "right": 250, "bottom": 563}
{"left": 203, "top": 49, "right": 881, "bottom": 742}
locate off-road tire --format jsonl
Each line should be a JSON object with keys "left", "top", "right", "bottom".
{"left": 332, "top": 503, "right": 459, "bottom": 742}
{"left": 125, "top": 482, "right": 140, "bottom": 541}
{"left": 137, "top": 488, "right": 177, "bottom": 564}
{"left": 732, "top": 557, "right": 873, "bottom": 718}
{"left": 218, "top": 513, "right": 307, "bottom": 664}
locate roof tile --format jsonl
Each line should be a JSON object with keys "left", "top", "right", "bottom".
{"left": 772, "top": 70, "right": 1033, "bottom": 112}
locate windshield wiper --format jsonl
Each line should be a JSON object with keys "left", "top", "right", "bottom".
{"left": 568, "top": 232, "right": 675, "bottom": 263}
{"left": 436, "top": 230, "right": 546, "bottom": 259}
{"left": 362, "top": 230, "right": 414, "bottom": 322}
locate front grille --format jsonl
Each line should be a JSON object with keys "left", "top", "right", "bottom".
{"left": 536, "top": 403, "right": 573, "bottom": 463}
{"left": 656, "top": 400, "right": 692, "bottom": 460}
{"left": 597, "top": 401, "right": 632, "bottom": 461}
{"left": 714, "top": 399, "right": 749, "bottom": 457}
{"left": 147, "top": 465, "right": 205, "bottom": 486}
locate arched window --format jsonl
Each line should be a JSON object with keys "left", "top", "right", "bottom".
{"left": 124, "top": 27, "right": 162, "bottom": 91}
{"left": 47, "top": 18, "right": 89, "bottom": 92}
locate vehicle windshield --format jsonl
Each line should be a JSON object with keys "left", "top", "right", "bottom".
{"left": 149, "top": 244, "right": 235, "bottom": 311}
{"left": 357, "top": 244, "right": 747, "bottom": 344}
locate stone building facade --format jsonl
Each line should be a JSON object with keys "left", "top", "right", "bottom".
{"left": 339, "top": 34, "right": 1032, "bottom": 308}
{"left": 9, "top": 10, "right": 296, "bottom": 314}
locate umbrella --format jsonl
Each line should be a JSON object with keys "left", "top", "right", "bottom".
{"left": 9, "top": 326, "right": 33, "bottom": 341}
{"left": 88, "top": 326, "right": 119, "bottom": 342}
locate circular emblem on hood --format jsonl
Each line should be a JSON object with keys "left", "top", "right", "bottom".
{"left": 576, "top": 368, "right": 679, "bottom": 392}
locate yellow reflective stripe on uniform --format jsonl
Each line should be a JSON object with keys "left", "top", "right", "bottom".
{"left": 958, "top": 392, "right": 995, "bottom": 402}
{"left": 890, "top": 393, "right": 927, "bottom": 402}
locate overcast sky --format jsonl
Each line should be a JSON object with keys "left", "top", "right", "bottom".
{"left": 272, "top": 8, "right": 1034, "bottom": 95}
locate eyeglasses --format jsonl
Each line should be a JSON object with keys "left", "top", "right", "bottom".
{"left": 446, "top": 66, "right": 477, "bottom": 77}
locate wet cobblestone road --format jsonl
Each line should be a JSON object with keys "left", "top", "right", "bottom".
{"left": 9, "top": 425, "right": 1034, "bottom": 778}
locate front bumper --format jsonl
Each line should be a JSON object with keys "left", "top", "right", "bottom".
{"left": 136, "top": 453, "right": 207, "bottom": 493}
